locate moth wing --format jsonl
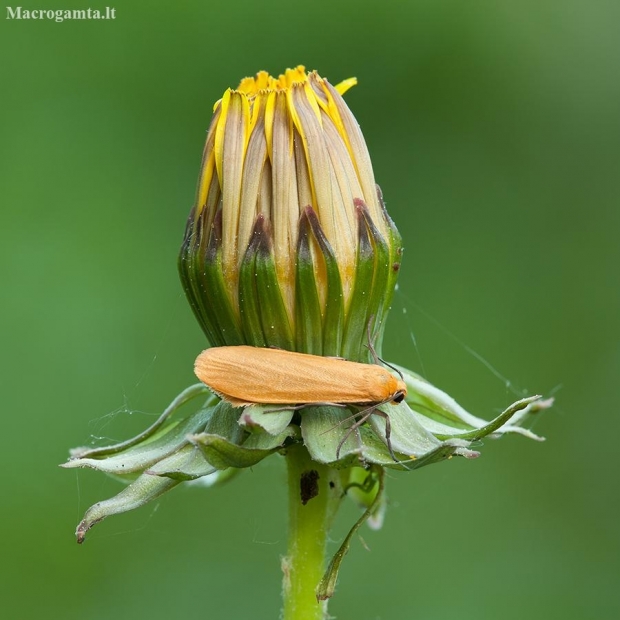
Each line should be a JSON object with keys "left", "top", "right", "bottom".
{"left": 195, "top": 346, "right": 392, "bottom": 405}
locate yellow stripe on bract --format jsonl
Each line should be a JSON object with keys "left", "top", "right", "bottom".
{"left": 307, "top": 73, "right": 330, "bottom": 117}
{"left": 334, "top": 77, "right": 357, "bottom": 96}
{"left": 196, "top": 150, "right": 216, "bottom": 221}
{"left": 249, "top": 94, "right": 261, "bottom": 135}
{"left": 303, "top": 81, "right": 323, "bottom": 127}
{"left": 241, "top": 93, "right": 252, "bottom": 159}
{"left": 214, "top": 89, "right": 231, "bottom": 190}
{"left": 320, "top": 79, "right": 352, "bottom": 159}
{"left": 264, "top": 90, "right": 276, "bottom": 163}
{"left": 201, "top": 160, "right": 221, "bottom": 236}
{"left": 196, "top": 106, "right": 221, "bottom": 217}
{"left": 220, "top": 91, "right": 250, "bottom": 282}
{"left": 286, "top": 86, "right": 308, "bottom": 176}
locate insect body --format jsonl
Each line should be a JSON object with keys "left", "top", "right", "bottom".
{"left": 194, "top": 345, "right": 406, "bottom": 407}
{"left": 194, "top": 346, "right": 407, "bottom": 460}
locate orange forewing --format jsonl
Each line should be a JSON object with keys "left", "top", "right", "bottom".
{"left": 194, "top": 346, "right": 407, "bottom": 407}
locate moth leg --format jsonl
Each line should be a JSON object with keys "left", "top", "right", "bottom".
{"left": 335, "top": 424, "right": 367, "bottom": 464}
{"left": 353, "top": 425, "right": 367, "bottom": 466}
{"left": 335, "top": 410, "right": 372, "bottom": 460}
{"left": 330, "top": 410, "right": 359, "bottom": 459}
{"left": 334, "top": 405, "right": 399, "bottom": 463}
{"left": 329, "top": 402, "right": 399, "bottom": 463}
{"left": 370, "top": 408, "right": 398, "bottom": 462}
{"left": 334, "top": 428, "right": 349, "bottom": 461}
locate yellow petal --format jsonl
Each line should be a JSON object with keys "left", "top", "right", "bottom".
{"left": 334, "top": 76, "right": 357, "bottom": 96}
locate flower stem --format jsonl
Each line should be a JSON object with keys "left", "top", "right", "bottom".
{"left": 282, "top": 445, "right": 341, "bottom": 620}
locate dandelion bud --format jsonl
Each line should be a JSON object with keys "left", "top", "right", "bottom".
{"left": 179, "top": 66, "right": 402, "bottom": 360}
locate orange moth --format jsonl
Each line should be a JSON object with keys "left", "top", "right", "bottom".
{"left": 194, "top": 346, "right": 408, "bottom": 459}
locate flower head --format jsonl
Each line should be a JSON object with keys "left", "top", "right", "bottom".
{"left": 65, "top": 70, "right": 550, "bottom": 604}
{"left": 179, "top": 66, "right": 401, "bottom": 360}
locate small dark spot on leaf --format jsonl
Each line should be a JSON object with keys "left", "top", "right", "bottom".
{"left": 392, "top": 262, "right": 401, "bottom": 272}
{"left": 329, "top": 481, "right": 335, "bottom": 489}
{"left": 300, "top": 469, "right": 320, "bottom": 505}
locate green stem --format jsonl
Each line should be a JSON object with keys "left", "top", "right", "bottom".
{"left": 282, "top": 445, "right": 341, "bottom": 620}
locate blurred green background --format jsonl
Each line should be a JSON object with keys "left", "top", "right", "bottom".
{"left": 1, "top": 0, "right": 618, "bottom": 618}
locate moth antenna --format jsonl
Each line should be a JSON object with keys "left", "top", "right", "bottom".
{"left": 320, "top": 409, "right": 363, "bottom": 435}
{"left": 377, "top": 356, "right": 404, "bottom": 381}
{"left": 365, "top": 314, "right": 381, "bottom": 365}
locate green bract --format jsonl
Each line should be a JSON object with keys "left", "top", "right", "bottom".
{"left": 63, "top": 378, "right": 547, "bottom": 542}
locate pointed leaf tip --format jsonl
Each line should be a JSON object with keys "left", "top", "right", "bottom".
{"left": 74, "top": 474, "right": 180, "bottom": 544}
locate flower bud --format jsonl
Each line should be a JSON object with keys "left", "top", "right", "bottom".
{"left": 179, "top": 66, "right": 402, "bottom": 360}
